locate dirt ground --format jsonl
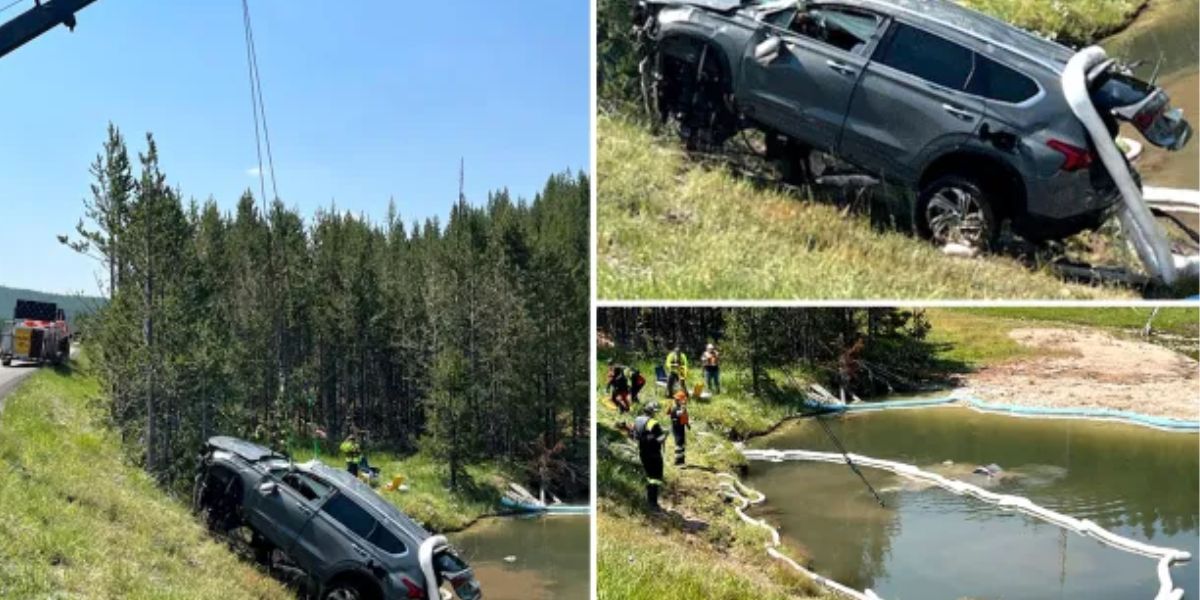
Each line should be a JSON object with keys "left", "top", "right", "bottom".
{"left": 961, "top": 327, "right": 1200, "bottom": 421}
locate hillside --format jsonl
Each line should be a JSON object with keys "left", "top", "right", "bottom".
{"left": 597, "top": 117, "right": 1133, "bottom": 300}
{"left": 0, "top": 355, "right": 290, "bottom": 599}
{"left": 0, "top": 285, "right": 105, "bottom": 327}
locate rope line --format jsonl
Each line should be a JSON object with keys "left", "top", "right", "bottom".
{"left": 0, "top": 0, "right": 25, "bottom": 16}
{"left": 240, "top": 0, "right": 279, "bottom": 208}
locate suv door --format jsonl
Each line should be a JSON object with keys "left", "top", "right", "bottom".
{"left": 739, "top": 4, "right": 887, "bottom": 152}
{"left": 250, "top": 469, "right": 333, "bottom": 572}
{"left": 840, "top": 21, "right": 985, "bottom": 183}
{"left": 298, "top": 491, "right": 392, "bottom": 581}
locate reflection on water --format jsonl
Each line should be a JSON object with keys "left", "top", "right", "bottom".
{"left": 1104, "top": 0, "right": 1200, "bottom": 189}
{"left": 747, "top": 408, "right": 1199, "bottom": 600}
{"left": 449, "top": 515, "right": 589, "bottom": 600}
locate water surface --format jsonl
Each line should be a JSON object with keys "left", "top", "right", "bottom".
{"left": 450, "top": 515, "right": 589, "bottom": 600}
{"left": 746, "top": 407, "right": 1199, "bottom": 600}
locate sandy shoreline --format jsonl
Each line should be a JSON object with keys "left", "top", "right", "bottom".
{"left": 959, "top": 327, "right": 1200, "bottom": 422}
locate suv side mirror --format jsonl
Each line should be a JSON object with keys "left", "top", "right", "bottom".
{"left": 258, "top": 480, "right": 278, "bottom": 496}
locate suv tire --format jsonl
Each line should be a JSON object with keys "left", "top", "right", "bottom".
{"left": 323, "top": 582, "right": 368, "bottom": 600}
{"left": 915, "top": 175, "right": 999, "bottom": 250}
{"left": 650, "top": 43, "right": 736, "bottom": 151}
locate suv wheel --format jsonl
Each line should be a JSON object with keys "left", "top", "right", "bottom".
{"left": 649, "top": 45, "right": 736, "bottom": 150}
{"left": 916, "top": 176, "right": 998, "bottom": 250}
{"left": 323, "top": 583, "right": 366, "bottom": 600}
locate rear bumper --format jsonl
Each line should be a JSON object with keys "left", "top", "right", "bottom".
{"left": 1019, "top": 159, "right": 1134, "bottom": 240}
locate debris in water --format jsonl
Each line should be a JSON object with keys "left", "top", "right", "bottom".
{"left": 504, "top": 555, "right": 517, "bottom": 563}
{"left": 973, "top": 463, "right": 1003, "bottom": 477}
{"left": 942, "top": 460, "right": 954, "bottom": 466}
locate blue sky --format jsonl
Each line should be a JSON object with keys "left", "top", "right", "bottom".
{"left": 0, "top": 0, "right": 589, "bottom": 295}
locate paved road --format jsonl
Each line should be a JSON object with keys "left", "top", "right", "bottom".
{"left": 0, "top": 363, "right": 38, "bottom": 426}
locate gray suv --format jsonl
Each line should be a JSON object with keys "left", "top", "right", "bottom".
{"left": 193, "top": 437, "right": 481, "bottom": 600}
{"left": 634, "top": 0, "right": 1192, "bottom": 247}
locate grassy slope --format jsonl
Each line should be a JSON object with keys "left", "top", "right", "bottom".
{"left": 596, "top": 356, "right": 828, "bottom": 600}
{"left": 0, "top": 358, "right": 290, "bottom": 599}
{"left": 287, "top": 447, "right": 509, "bottom": 533}
{"left": 597, "top": 117, "right": 1131, "bottom": 300}
{"left": 964, "top": 0, "right": 1144, "bottom": 43}
{"left": 927, "top": 306, "right": 1200, "bottom": 366}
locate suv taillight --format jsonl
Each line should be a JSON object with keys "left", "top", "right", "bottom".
{"left": 1047, "top": 140, "right": 1094, "bottom": 172}
{"left": 400, "top": 576, "right": 425, "bottom": 599}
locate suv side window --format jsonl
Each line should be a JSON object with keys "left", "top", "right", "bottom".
{"left": 321, "top": 493, "right": 377, "bottom": 539}
{"left": 875, "top": 23, "right": 973, "bottom": 90}
{"left": 279, "top": 471, "right": 333, "bottom": 503}
{"left": 967, "top": 54, "right": 1039, "bottom": 103}
{"left": 368, "top": 524, "right": 408, "bottom": 555}
{"left": 788, "top": 7, "right": 882, "bottom": 55}
{"left": 322, "top": 493, "right": 409, "bottom": 554}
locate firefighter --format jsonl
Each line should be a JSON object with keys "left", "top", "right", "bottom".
{"left": 701, "top": 343, "right": 721, "bottom": 394}
{"left": 665, "top": 346, "right": 688, "bottom": 398}
{"left": 606, "top": 359, "right": 633, "bottom": 413}
{"left": 667, "top": 390, "right": 690, "bottom": 466}
{"left": 632, "top": 401, "right": 667, "bottom": 512}
{"left": 629, "top": 365, "right": 647, "bottom": 405}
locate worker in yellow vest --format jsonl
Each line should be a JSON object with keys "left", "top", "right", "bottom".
{"left": 340, "top": 432, "right": 362, "bottom": 475}
{"left": 631, "top": 401, "right": 667, "bottom": 512}
{"left": 665, "top": 346, "right": 688, "bottom": 399}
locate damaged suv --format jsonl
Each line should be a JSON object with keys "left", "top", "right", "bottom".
{"left": 194, "top": 436, "right": 481, "bottom": 600}
{"left": 634, "top": 0, "right": 1192, "bottom": 248}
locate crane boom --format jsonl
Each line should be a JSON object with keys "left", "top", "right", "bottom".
{"left": 0, "top": 0, "right": 98, "bottom": 60}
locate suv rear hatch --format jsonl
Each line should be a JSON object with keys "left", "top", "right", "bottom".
{"left": 419, "top": 536, "right": 481, "bottom": 600}
{"left": 1089, "top": 62, "right": 1192, "bottom": 151}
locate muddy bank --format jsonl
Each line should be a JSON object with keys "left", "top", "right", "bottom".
{"left": 960, "top": 327, "right": 1199, "bottom": 421}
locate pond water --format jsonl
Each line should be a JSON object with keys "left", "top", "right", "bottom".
{"left": 745, "top": 407, "right": 1199, "bottom": 600}
{"left": 450, "top": 515, "right": 589, "bottom": 600}
{"left": 1104, "top": 0, "right": 1200, "bottom": 189}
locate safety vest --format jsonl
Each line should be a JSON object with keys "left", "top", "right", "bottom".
{"left": 340, "top": 439, "right": 361, "bottom": 463}
{"left": 670, "top": 404, "right": 689, "bottom": 426}
{"left": 666, "top": 352, "right": 687, "bottom": 374}
{"left": 633, "top": 415, "right": 662, "bottom": 448}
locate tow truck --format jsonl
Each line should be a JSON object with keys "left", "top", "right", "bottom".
{"left": 1, "top": 299, "right": 71, "bottom": 367}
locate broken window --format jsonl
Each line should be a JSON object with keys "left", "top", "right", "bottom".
{"left": 279, "top": 471, "right": 332, "bottom": 503}
{"left": 789, "top": 7, "right": 882, "bottom": 55}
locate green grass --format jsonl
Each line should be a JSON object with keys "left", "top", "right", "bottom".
{"left": 927, "top": 307, "right": 1200, "bottom": 366}
{"left": 968, "top": 307, "right": 1200, "bottom": 338}
{"left": 598, "top": 514, "right": 825, "bottom": 600}
{"left": 287, "top": 447, "right": 509, "bottom": 533}
{"left": 926, "top": 310, "right": 1062, "bottom": 367}
{"left": 0, "top": 356, "right": 290, "bottom": 599}
{"left": 964, "top": 0, "right": 1145, "bottom": 44}
{"left": 597, "top": 116, "right": 1132, "bottom": 301}
{"left": 596, "top": 356, "right": 830, "bottom": 600}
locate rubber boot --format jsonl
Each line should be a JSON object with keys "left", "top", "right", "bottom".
{"left": 647, "top": 484, "right": 661, "bottom": 512}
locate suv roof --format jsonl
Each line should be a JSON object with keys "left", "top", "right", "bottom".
{"left": 207, "top": 435, "right": 285, "bottom": 462}
{"left": 304, "top": 461, "right": 434, "bottom": 542}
